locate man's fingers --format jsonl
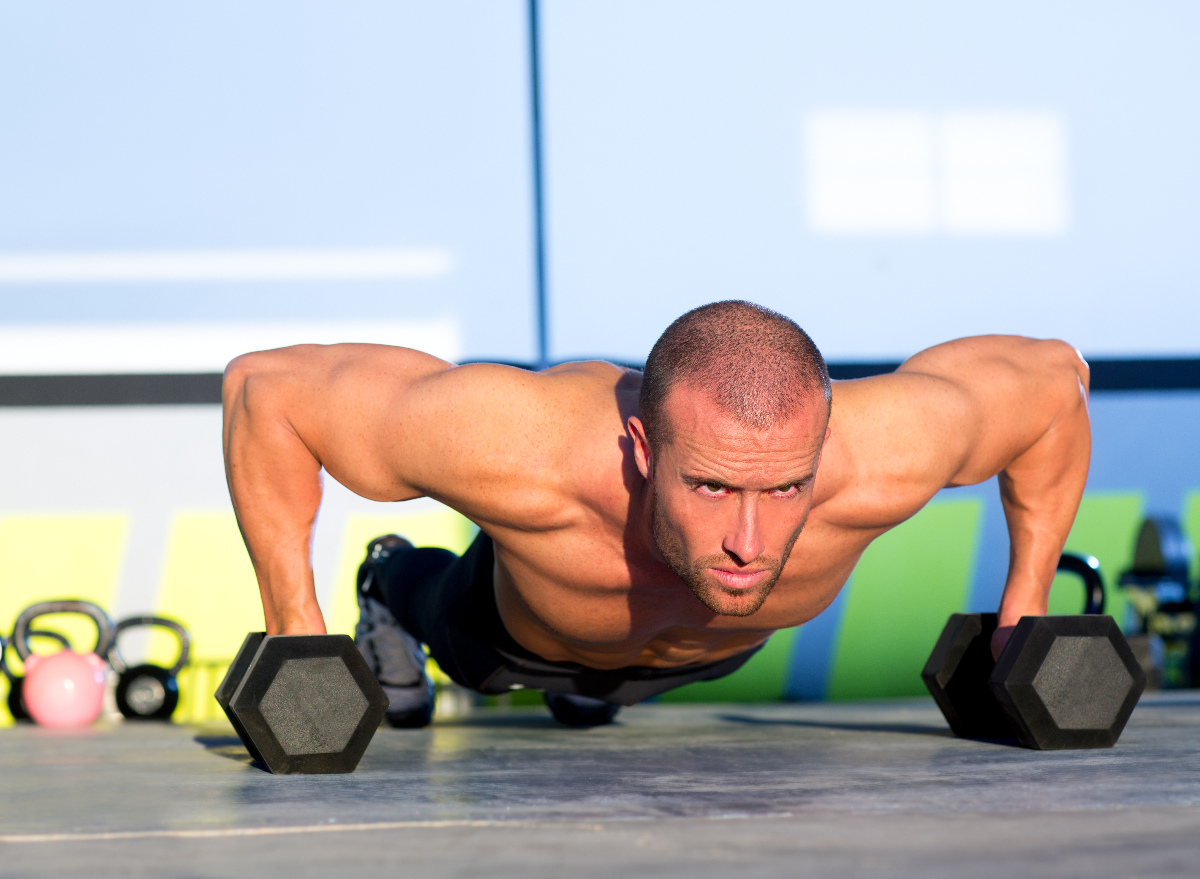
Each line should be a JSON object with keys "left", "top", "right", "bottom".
{"left": 990, "top": 624, "right": 1016, "bottom": 662}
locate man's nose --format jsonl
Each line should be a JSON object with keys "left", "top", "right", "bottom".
{"left": 722, "top": 495, "right": 764, "bottom": 564}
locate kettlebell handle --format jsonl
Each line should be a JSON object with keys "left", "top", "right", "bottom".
{"left": 26, "top": 630, "right": 72, "bottom": 650}
{"left": 107, "top": 616, "right": 191, "bottom": 676}
{"left": 1056, "top": 552, "right": 1105, "bottom": 615}
{"left": 11, "top": 601, "right": 114, "bottom": 662}
{"left": 1, "top": 630, "right": 73, "bottom": 682}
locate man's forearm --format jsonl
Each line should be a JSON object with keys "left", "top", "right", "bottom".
{"left": 223, "top": 355, "right": 327, "bottom": 636}
{"left": 994, "top": 354, "right": 1091, "bottom": 654}
{"left": 997, "top": 483, "right": 1081, "bottom": 624}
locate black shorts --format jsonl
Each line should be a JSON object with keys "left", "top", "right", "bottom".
{"left": 371, "top": 531, "right": 762, "bottom": 706}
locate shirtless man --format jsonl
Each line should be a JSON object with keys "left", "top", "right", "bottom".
{"left": 222, "top": 300, "right": 1090, "bottom": 727}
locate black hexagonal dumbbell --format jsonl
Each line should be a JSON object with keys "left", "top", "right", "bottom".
{"left": 923, "top": 553, "right": 1147, "bottom": 749}
{"left": 923, "top": 612, "right": 1146, "bottom": 748}
{"left": 215, "top": 633, "right": 389, "bottom": 774}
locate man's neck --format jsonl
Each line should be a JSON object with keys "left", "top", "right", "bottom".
{"left": 626, "top": 474, "right": 674, "bottom": 577}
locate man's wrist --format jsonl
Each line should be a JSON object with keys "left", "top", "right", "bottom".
{"left": 266, "top": 603, "right": 328, "bottom": 636}
{"left": 997, "top": 599, "right": 1044, "bottom": 630}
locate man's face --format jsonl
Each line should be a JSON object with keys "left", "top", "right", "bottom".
{"left": 631, "top": 384, "right": 829, "bottom": 618}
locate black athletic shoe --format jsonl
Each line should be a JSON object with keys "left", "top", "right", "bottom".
{"left": 543, "top": 692, "right": 621, "bottom": 727}
{"left": 355, "top": 535, "right": 436, "bottom": 728}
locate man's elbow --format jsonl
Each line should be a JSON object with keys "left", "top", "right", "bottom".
{"left": 1045, "top": 338, "right": 1089, "bottom": 396}
{"left": 223, "top": 350, "right": 282, "bottom": 413}
{"left": 223, "top": 353, "right": 252, "bottom": 408}
{"left": 1036, "top": 339, "right": 1090, "bottom": 413}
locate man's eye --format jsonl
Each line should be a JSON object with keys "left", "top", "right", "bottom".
{"left": 700, "top": 483, "right": 725, "bottom": 494}
{"left": 775, "top": 484, "right": 800, "bottom": 496}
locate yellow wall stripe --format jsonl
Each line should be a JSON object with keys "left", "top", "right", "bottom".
{"left": 150, "top": 512, "right": 264, "bottom": 663}
{"left": 0, "top": 513, "right": 129, "bottom": 723}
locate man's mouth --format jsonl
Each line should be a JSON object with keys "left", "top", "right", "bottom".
{"left": 709, "top": 568, "right": 771, "bottom": 591}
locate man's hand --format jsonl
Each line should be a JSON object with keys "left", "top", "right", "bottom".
{"left": 992, "top": 593, "right": 1049, "bottom": 660}
{"left": 990, "top": 625, "right": 1014, "bottom": 661}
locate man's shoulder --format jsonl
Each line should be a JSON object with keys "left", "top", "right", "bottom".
{"left": 449, "top": 359, "right": 638, "bottom": 401}
{"left": 408, "top": 360, "right": 637, "bottom": 432}
{"left": 541, "top": 360, "right": 641, "bottom": 392}
{"left": 451, "top": 358, "right": 639, "bottom": 507}
{"left": 525, "top": 360, "right": 643, "bottom": 433}
{"left": 827, "top": 369, "right": 975, "bottom": 445}
{"left": 816, "top": 371, "right": 978, "bottom": 530}
{"left": 817, "top": 334, "right": 1081, "bottom": 529}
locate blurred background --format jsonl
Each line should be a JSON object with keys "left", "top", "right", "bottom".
{"left": 2, "top": 0, "right": 1199, "bottom": 719}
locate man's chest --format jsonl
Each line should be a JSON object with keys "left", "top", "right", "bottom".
{"left": 492, "top": 515, "right": 873, "bottom": 663}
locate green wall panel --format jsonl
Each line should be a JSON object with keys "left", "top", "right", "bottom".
{"left": 827, "top": 499, "right": 983, "bottom": 701}
{"left": 657, "top": 626, "right": 797, "bottom": 703}
{"left": 1183, "top": 491, "right": 1200, "bottom": 585}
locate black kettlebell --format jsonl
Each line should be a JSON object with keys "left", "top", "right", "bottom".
{"left": 107, "top": 616, "right": 190, "bottom": 720}
{"left": 1057, "top": 551, "right": 1105, "bottom": 615}
{"left": 1, "top": 633, "right": 22, "bottom": 721}
{"left": 3, "top": 627, "right": 91, "bottom": 722}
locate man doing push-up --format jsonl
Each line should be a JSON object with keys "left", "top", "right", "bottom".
{"left": 222, "top": 301, "right": 1090, "bottom": 727}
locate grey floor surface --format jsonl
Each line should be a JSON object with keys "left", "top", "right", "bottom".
{"left": 2, "top": 694, "right": 1199, "bottom": 878}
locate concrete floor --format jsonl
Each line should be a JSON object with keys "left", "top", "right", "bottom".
{"left": 2, "top": 694, "right": 1199, "bottom": 878}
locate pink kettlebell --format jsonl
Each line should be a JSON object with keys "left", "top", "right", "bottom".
{"left": 11, "top": 600, "right": 113, "bottom": 728}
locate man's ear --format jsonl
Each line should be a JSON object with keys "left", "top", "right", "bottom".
{"left": 627, "top": 416, "right": 653, "bottom": 482}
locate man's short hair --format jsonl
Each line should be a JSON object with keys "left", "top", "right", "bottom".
{"left": 639, "top": 301, "right": 831, "bottom": 452}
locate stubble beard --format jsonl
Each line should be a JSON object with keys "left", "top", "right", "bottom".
{"left": 650, "top": 491, "right": 801, "bottom": 618}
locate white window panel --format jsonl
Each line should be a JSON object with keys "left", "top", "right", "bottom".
{"left": 0, "top": 320, "right": 461, "bottom": 374}
{"left": 0, "top": 249, "right": 452, "bottom": 285}
{"left": 940, "top": 112, "right": 1068, "bottom": 235}
{"left": 805, "top": 109, "right": 1069, "bottom": 237}
{"left": 805, "top": 111, "right": 936, "bottom": 234}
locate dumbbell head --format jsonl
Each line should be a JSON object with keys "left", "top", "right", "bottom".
{"left": 216, "top": 633, "right": 388, "bottom": 774}
{"left": 214, "top": 632, "right": 266, "bottom": 762}
{"left": 921, "top": 613, "right": 1015, "bottom": 739}
{"left": 989, "top": 615, "right": 1147, "bottom": 750}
